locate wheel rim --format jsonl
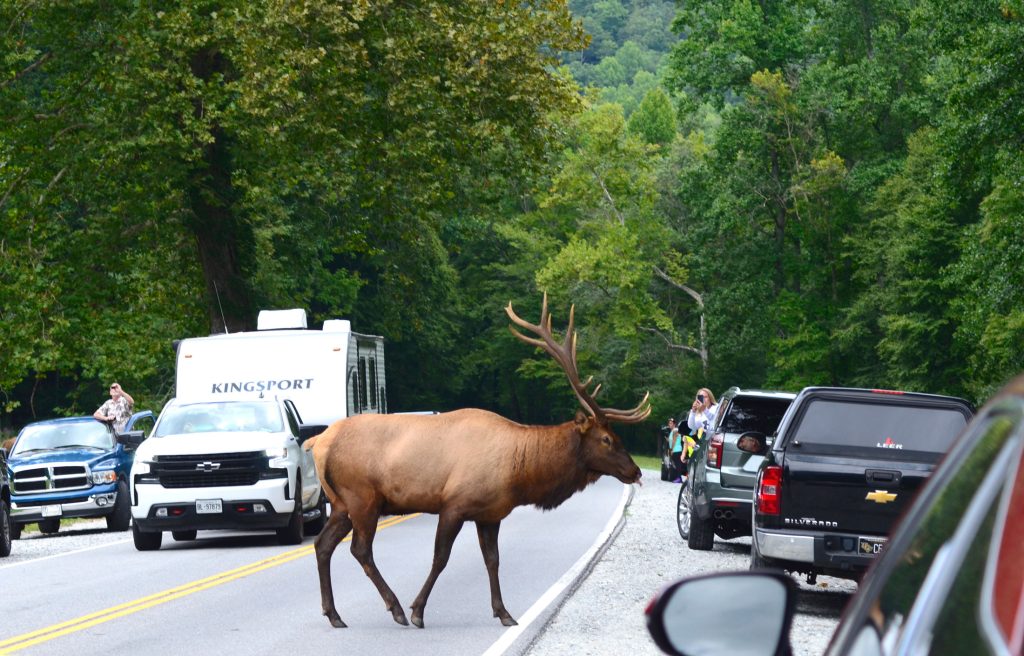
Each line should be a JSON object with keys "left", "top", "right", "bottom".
{"left": 677, "top": 483, "right": 691, "bottom": 538}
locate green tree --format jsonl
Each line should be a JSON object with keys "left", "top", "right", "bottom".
{"left": 628, "top": 87, "right": 677, "bottom": 146}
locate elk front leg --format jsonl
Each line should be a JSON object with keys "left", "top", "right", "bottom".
{"left": 410, "top": 513, "right": 465, "bottom": 628}
{"left": 314, "top": 510, "right": 353, "bottom": 628}
{"left": 350, "top": 513, "right": 409, "bottom": 626}
{"left": 477, "top": 521, "right": 517, "bottom": 626}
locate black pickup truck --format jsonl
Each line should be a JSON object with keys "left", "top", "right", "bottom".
{"left": 743, "top": 386, "right": 973, "bottom": 583}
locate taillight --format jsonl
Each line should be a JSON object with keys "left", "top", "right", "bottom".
{"left": 706, "top": 433, "right": 724, "bottom": 468}
{"left": 757, "top": 465, "right": 783, "bottom": 515}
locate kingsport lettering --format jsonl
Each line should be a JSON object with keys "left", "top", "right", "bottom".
{"left": 210, "top": 379, "right": 314, "bottom": 394}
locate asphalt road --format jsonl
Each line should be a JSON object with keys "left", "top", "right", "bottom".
{"left": 0, "top": 476, "right": 628, "bottom": 656}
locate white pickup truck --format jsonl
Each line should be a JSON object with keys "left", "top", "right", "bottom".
{"left": 129, "top": 397, "right": 326, "bottom": 550}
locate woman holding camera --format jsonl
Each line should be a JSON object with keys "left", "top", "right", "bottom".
{"left": 686, "top": 388, "right": 718, "bottom": 435}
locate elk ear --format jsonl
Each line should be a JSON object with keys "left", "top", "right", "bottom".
{"left": 573, "top": 410, "right": 590, "bottom": 430}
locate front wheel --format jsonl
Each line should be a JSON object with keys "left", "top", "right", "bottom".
{"left": 686, "top": 487, "right": 715, "bottom": 551}
{"left": 276, "top": 474, "right": 304, "bottom": 545}
{"left": 133, "top": 523, "right": 162, "bottom": 551}
{"left": 0, "top": 499, "right": 11, "bottom": 557}
{"left": 106, "top": 480, "right": 131, "bottom": 531}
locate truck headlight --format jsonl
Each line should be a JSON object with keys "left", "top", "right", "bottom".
{"left": 265, "top": 447, "right": 289, "bottom": 468}
{"left": 91, "top": 470, "right": 118, "bottom": 485}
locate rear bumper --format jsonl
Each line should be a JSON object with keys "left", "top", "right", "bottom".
{"left": 754, "top": 527, "right": 881, "bottom": 573}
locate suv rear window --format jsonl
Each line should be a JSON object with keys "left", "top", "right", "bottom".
{"left": 719, "top": 397, "right": 792, "bottom": 435}
{"left": 792, "top": 399, "right": 969, "bottom": 453}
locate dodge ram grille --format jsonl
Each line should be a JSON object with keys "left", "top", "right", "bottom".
{"left": 13, "top": 464, "right": 90, "bottom": 493}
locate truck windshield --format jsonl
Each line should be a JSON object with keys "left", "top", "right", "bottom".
{"left": 153, "top": 401, "right": 284, "bottom": 437}
{"left": 792, "top": 399, "right": 969, "bottom": 453}
{"left": 13, "top": 421, "right": 113, "bottom": 456}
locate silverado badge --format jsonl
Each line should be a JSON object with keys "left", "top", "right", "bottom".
{"left": 866, "top": 490, "right": 897, "bottom": 504}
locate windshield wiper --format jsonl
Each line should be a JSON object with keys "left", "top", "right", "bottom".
{"left": 54, "top": 444, "right": 104, "bottom": 450}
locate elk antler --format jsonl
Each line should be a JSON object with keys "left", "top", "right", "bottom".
{"left": 506, "top": 293, "right": 651, "bottom": 424}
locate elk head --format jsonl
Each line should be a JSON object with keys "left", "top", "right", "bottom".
{"left": 506, "top": 294, "right": 650, "bottom": 484}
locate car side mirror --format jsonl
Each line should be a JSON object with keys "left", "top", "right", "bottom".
{"left": 646, "top": 571, "right": 796, "bottom": 656}
{"left": 298, "top": 424, "right": 327, "bottom": 443}
{"left": 736, "top": 431, "right": 768, "bottom": 455}
{"left": 116, "top": 430, "right": 146, "bottom": 450}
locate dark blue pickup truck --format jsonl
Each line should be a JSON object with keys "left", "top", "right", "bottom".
{"left": 4, "top": 412, "right": 154, "bottom": 538}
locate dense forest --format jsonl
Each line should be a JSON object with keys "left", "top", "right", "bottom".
{"left": 2, "top": 0, "right": 1022, "bottom": 453}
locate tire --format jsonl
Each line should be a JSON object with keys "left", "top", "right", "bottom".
{"left": 750, "top": 533, "right": 774, "bottom": 570}
{"left": 132, "top": 523, "right": 162, "bottom": 551}
{"left": 10, "top": 520, "right": 22, "bottom": 541}
{"left": 0, "top": 499, "right": 11, "bottom": 557}
{"left": 276, "top": 474, "right": 304, "bottom": 545}
{"left": 106, "top": 480, "right": 131, "bottom": 531}
{"left": 304, "top": 490, "right": 328, "bottom": 536}
{"left": 686, "top": 488, "right": 715, "bottom": 551}
{"left": 38, "top": 518, "right": 60, "bottom": 535}
{"left": 660, "top": 460, "right": 671, "bottom": 481}
{"left": 172, "top": 530, "right": 197, "bottom": 541}
{"left": 676, "top": 481, "right": 691, "bottom": 540}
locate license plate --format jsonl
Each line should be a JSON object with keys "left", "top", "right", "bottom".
{"left": 41, "top": 504, "right": 62, "bottom": 518}
{"left": 196, "top": 499, "right": 222, "bottom": 514}
{"left": 858, "top": 536, "right": 887, "bottom": 555}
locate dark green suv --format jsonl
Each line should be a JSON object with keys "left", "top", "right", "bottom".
{"left": 676, "top": 387, "right": 795, "bottom": 551}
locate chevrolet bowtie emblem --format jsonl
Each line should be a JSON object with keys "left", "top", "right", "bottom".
{"left": 197, "top": 462, "right": 221, "bottom": 472}
{"left": 866, "top": 490, "right": 897, "bottom": 504}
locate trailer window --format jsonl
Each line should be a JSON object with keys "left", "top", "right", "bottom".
{"left": 358, "top": 356, "right": 367, "bottom": 411}
{"left": 348, "top": 370, "right": 359, "bottom": 416}
{"left": 369, "top": 358, "right": 378, "bottom": 409}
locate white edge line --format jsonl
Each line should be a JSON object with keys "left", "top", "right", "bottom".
{"left": 0, "top": 538, "right": 132, "bottom": 570}
{"left": 481, "top": 482, "right": 633, "bottom": 656}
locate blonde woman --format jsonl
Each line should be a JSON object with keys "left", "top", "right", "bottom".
{"left": 686, "top": 387, "right": 718, "bottom": 435}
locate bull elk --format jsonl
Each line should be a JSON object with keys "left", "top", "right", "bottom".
{"left": 306, "top": 294, "right": 650, "bottom": 629}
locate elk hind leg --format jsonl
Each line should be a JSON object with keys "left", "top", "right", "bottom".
{"left": 477, "top": 521, "right": 517, "bottom": 626}
{"left": 314, "top": 510, "right": 353, "bottom": 628}
{"left": 350, "top": 514, "right": 408, "bottom": 626}
{"left": 410, "top": 513, "right": 465, "bottom": 628}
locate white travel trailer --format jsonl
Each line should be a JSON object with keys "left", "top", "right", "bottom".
{"left": 174, "top": 309, "right": 386, "bottom": 426}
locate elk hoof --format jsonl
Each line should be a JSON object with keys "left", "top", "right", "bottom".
{"left": 391, "top": 607, "right": 409, "bottom": 626}
{"left": 500, "top": 616, "right": 518, "bottom": 627}
{"left": 325, "top": 611, "right": 347, "bottom": 629}
{"left": 410, "top": 611, "right": 425, "bottom": 629}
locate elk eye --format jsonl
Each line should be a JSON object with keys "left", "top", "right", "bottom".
{"left": 601, "top": 435, "right": 612, "bottom": 446}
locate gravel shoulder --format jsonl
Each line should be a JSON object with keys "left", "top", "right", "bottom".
{"left": 520, "top": 470, "right": 856, "bottom": 656}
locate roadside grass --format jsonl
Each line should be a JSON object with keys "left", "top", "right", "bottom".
{"left": 19, "top": 517, "right": 102, "bottom": 535}
{"left": 632, "top": 454, "right": 659, "bottom": 471}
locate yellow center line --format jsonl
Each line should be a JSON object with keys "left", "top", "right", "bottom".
{"left": 0, "top": 514, "right": 420, "bottom": 654}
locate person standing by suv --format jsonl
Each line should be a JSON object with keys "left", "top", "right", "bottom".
{"left": 93, "top": 382, "right": 135, "bottom": 433}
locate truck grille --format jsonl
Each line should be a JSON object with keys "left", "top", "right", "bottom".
{"left": 13, "top": 464, "right": 90, "bottom": 493}
{"left": 149, "top": 451, "right": 268, "bottom": 488}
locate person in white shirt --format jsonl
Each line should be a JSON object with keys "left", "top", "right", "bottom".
{"left": 686, "top": 387, "right": 718, "bottom": 435}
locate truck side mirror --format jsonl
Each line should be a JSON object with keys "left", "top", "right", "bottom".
{"left": 736, "top": 431, "right": 768, "bottom": 455}
{"left": 117, "top": 430, "right": 146, "bottom": 450}
{"left": 298, "top": 424, "right": 327, "bottom": 443}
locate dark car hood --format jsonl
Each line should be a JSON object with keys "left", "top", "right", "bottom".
{"left": 8, "top": 448, "right": 118, "bottom": 469}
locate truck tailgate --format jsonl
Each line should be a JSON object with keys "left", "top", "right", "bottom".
{"left": 781, "top": 450, "right": 937, "bottom": 535}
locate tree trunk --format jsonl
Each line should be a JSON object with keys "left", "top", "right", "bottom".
{"left": 187, "top": 48, "right": 254, "bottom": 334}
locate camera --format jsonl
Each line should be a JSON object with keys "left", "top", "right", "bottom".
{"left": 697, "top": 394, "right": 705, "bottom": 403}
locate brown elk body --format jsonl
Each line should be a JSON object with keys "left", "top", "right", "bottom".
{"left": 307, "top": 295, "right": 650, "bottom": 628}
